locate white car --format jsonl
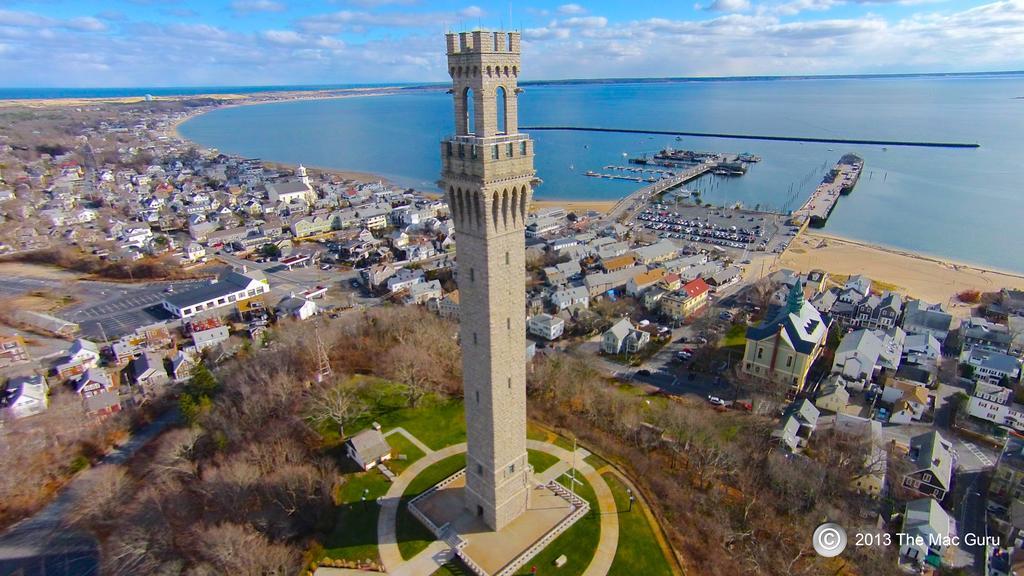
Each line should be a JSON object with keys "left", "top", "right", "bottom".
{"left": 708, "top": 396, "right": 726, "bottom": 406}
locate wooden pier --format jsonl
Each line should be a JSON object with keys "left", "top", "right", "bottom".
{"left": 603, "top": 162, "right": 714, "bottom": 223}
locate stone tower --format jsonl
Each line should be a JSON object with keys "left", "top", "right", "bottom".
{"left": 441, "top": 30, "right": 535, "bottom": 531}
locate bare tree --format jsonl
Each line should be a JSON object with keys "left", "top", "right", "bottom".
{"left": 307, "top": 383, "right": 365, "bottom": 439}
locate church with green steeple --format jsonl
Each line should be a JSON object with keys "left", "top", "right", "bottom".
{"left": 742, "top": 280, "right": 831, "bottom": 396}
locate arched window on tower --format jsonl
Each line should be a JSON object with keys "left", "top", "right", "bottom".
{"left": 464, "top": 87, "right": 475, "bottom": 134}
{"left": 495, "top": 86, "right": 507, "bottom": 135}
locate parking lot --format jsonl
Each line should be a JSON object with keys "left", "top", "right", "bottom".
{"left": 632, "top": 203, "right": 795, "bottom": 258}
{"left": 60, "top": 279, "right": 209, "bottom": 340}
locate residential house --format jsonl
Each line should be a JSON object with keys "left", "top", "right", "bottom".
{"left": 961, "top": 346, "right": 1022, "bottom": 385}
{"left": 899, "top": 498, "right": 954, "bottom": 568}
{"left": 883, "top": 380, "right": 930, "bottom": 424}
{"left": 56, "top": 338, "right": 101, "bottom": 380}
{"left": 0, "top": 335, "right": 30, "bottom": 368}
{"left": 602, "top": 318, "right": 650, "bottom": 355}
{"left": 405, "top": 280, "right": 442, "bottom": 306}
{"left": 902, "top": 299, "right": 953, "bottom": 342}
{"left": 742, "top": 283, "right": 829, "bottom": 395}
{"left": 814, "top": 375, "right": 851, "bottom": 414}
{"left": 626, "top": 268, "right": 667, "bottom": 297}
{"left": 1, "top": 374, "right": 49, "bottom": 420}
{"left": 528, "top": 314, "right": 565, "bottom": 341}
{"left": 74, "top": 368, "right": 121, "bottom": 416}
{"left": 583, "top": 266, "right": 645, "bottom": 297}
{"left": 362, "top": 263, "right": 397, "bottom": 290}
{"left": 967, "top": 381, "right": 1024, "bottom": 431}
{"left": 834, "top": 413, "right": 888, "bottom": 497}
{"left": 290, "top": 213, "right": 335, "bottom": 238}
{"left": 190, "top": 319, "right": 230, "bottom": 352}
{"left": 659, "top": 278, "right": 711, "bottom": 322}
{"left": 543, "top": 261, "right": 582, "bottom": 286}
{"left": 601, "top": 254, "right": 637, "bottom": 273}
{"left": 346, "top": 429, "right": 392, "bottom": 471}
{"left": 962, "top": 317, "right": 1013, "bottom": 354}
{"left": 550, "top": 286, "right": 590, "bottom": 311}
{"left": 772, "top": 399, "right": 820, "bottom": 452}
{"left": 431, "top": 290, "right": 460, "bottom": 320}
{"left": 387, "top": 268, "right": 425, "bottom": 293}
{"left": 170, "top": 349, "right": 197, "bottom": 382}
{"left": 903, "top": 431, "right": 954, "bottom": 500}
{"left": 131, "top": 352, "right": 169, "bottom": 392}
{"left": 706, "top": 266, "right": 741, "bottom": 290}
{"left": 903, "top": 333, "right": 941, "bottom": 365}
{"left": 632, "top": 239, "right": 678, "bottom": 265}
{"left": 276, "top": 294, "right": 318, "bottom": 320}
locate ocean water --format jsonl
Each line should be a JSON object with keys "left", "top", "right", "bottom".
{"left": 178, "top": 75, "right": 1024, "bottom": 273}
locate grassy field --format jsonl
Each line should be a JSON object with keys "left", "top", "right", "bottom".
{"left": 528, "top": 449, "right": 562, "bottom": 474}
{"left": 720, "top": 323, "right": 746, "bottom": 350}
{"left": 321, "top": 468, "right": 391, "bottom": 564}
{"left": 386, "top": 431, "right": 426, "bottom": 476}
{"left": 396, "top": 453, "right": 467, "bottom": 560}
{"left": 514, "top": 470, "right": 600, "bottom": 576}
{"left": 343, "top": 377, "right": 467, "bottom": 450}
{"left": 602, "top": 472, "right": 675, "bottom": 576}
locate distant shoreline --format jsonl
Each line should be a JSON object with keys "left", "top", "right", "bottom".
{"left": 3, "top": 69, "right": 1023, "bottom": 101}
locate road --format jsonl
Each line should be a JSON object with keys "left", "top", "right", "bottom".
{"left": 0, "top": 409, "right": 181, "bottom": 575}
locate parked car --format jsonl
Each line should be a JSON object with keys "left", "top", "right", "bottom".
{"left": 708, "top": 396, "right": 726, "bottom": 406}
{"left": 636, "top": 369, "right": 652, "bottom": 377}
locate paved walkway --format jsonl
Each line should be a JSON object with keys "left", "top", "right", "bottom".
{"left": 378, "top": 436, "right": 620, "bottom": 576}
{"left": 378, "top": 443, "right": 467, "bottom": 574}
{"left": 385, "top": 427, "right": 435, "bottom": 455}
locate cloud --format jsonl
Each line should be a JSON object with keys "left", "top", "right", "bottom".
{"left": 67, "top": 16, "right": 107, "bottom": 32}
{"left": 562, "top": 16, "right": 608, "bottom": 28}
{"left": 298, "top": 7, "right": 484, "bottom": 34}
{"left": 1, "top": 0, "right": 1024, "bottom": 87}
{"left": 230, "top": 0, "right": 286, "bottom": 14}
{"left": 557, "top": 3, "right": 588, "bottom": 14}
{"left": 262, "top": 29, "right": 304, "bottom": 45}
{"left": 699, "top": 0, "right": 753, "bottom": 12}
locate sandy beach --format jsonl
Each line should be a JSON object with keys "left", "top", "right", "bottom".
{"left": 532, "top": 200, "right": 615, "bottom": 214}
{"left": 774, "top": 231, "right": 1024, "bottom": 306}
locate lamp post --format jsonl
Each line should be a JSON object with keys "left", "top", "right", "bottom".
{"left": 626, "top": 487, "right": 635, "bottom": 512}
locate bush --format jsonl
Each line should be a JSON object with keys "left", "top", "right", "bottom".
{"left": 957, "top": 289, "right": 981, "bottom": 303}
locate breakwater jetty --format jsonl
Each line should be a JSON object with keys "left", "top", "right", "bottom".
{"left": 522, "top": 126, "right": 980, "bottom": 149}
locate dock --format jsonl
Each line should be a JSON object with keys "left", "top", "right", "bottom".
{"left": 792, "top": 154, "right": 864, "bottom": 227}
{"left": 602, "top": 162, "right": 714, "bottom": 223}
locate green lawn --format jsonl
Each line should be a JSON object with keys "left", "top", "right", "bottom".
{"left": 602, "top": 472, "right": 675, "bottom": 576}
{"left": 583, "top": 452, "right": 609, "bottom": 471}
{"left": 528, "top": 449, "right": 562, "bottom": 474}
{"left": 515, "top": 470, "right": 600, "bottom": 576}
{"left": 720, "top": 324, "right": 746, "bottom": 349}
{"left": 346, "top": 377, "right": 467, "bottom": 450}
{"left": 321, "top": 469, "right": 391, "bottom": 564}
{"left": 432, "top": 560, "right": 472, "bottom": 575}
{"left": 397, "top": 453, "right": 467, "bottom": 560}
{"left": 386, "top": 431, "right": 426, "bottom": 476}
{"left": 527, "top": 421, "right": 550, "bottom": 442}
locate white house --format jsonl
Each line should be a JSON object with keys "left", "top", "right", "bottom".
{"left": 960, "top": 346, "right": 1022, "bottom": 385}
{"left": 967, "top": 381, "right": 1024, "bottom": 431}
{"left": 346, "top": 429, "right": 392, "bottom": 471}
{"left": 550, "top": 286, "right": 589, "bottom": 311}
{"left": 56, "top": 338, "right": 101, "bottom": 379}
{"left": 387, "top": 268, "right": 425, "bottom": 293}
{"left": 899, "top": 498, "right": 954, "bottom": 566}
{"left": 266, "top": 179, "right": 314, "bottom": 205}
{"left": 276, "top": 294, "right": 318, "bottom": 321}
{"left": 602, "top": 318, "right": 650, "bottom": 355}
{"left": 528, "top": 314, "right": 565, "bottom": 341}
{"left": 1, "top": 374, "right": 49, "bottom": 420}
{"left": 404, "top": 280, "right": 442, "bottom": 305}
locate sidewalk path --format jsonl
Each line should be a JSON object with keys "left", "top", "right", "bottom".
{"left": 379, "top": 438, "right": 620, "bottom": 576}
{"left": 385, "top": 427, "right": 435, "bottom": 455}
{"left": 378, "top": 443, "right": 467, "bottom": 574}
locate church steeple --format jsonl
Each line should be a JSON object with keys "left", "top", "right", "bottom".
{"left": 787, "top": 281, "right": 805, "bottom": 314}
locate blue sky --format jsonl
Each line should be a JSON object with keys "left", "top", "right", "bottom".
{"left": 1, "top": 0, "right": 1022, "bottom": 87}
